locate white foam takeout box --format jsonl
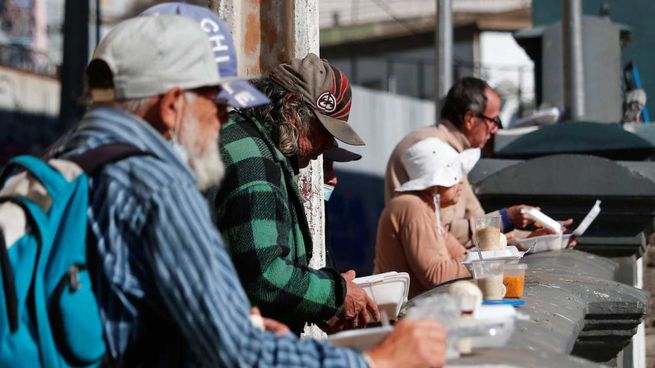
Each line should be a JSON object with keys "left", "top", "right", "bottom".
{"left": 353, "top": 271, "right": 410, "bottom": 320}
{"left": 452, "top": 305, "right": 517, "bottom": 349}
{"left": 516, "top": 200, "right": 601, "bottom": 254}
{"left": 461, "top": 246, "right": 523, "bottom": 278}
{"left": 328, "top": 325, "right": 394, "bottom": 350}
{"left": 516, "top": 233, "right": 572, "bottom": 253}
{"left": 328, "top": 305, "right": 518, "bottom": 351}
{"left": 462, "top": 246, "right": 523, "bottom": 263}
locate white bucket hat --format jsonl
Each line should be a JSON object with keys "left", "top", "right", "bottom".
{"left": 396, "top": 138, "right": 481, "bottom": 192}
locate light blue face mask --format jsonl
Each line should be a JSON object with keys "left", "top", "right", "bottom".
{"left": 323, "top": 184, "right": 335, "bottom": 202}
{"left": 171, "top": 140, "right": 189, "bottom": 163}
{"left": 170, "top": 94, "right": 189, "bottom": 163}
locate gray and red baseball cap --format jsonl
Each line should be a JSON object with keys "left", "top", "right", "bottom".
{"left": 269, "top": 53, "right": 365, "bottom": 146}
{"left": 141, "top": 2, "right": 270, "bottom": 109}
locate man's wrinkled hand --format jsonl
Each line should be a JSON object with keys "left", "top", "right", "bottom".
{"left": 365, "top": 319, "right": 447, "bottom": 368}
{"left": 559, "top": 218, "right": 577, "bottom": 248}
{"left": 527, "top": 218, "right": 577, "bottom": 248}
{"left": 340, "top": 270, "right": 380, "bottom": 328}
{"left": 250, "top": 307, "right": 290, "bottom": 336}
{"left": 507, "top": 204, "right": 535, "bottom": 230}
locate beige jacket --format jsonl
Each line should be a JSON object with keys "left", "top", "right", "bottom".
{"left": 384, "top": 122, "right": 485, "bottom": 246}
{"left": 374, "top": 191, "right": 470, "bottom": 298}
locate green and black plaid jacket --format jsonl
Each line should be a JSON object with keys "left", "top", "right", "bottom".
{"left": 214, "top": 112, "right": 346, "bottom": 334}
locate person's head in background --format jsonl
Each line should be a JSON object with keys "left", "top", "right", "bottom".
{"left": 440, "top": 77, "right": 501, "bottom": 149}
{"left": 396, "top": 137, "right": 481, "bottom": 208}
{"left": 242, "top": 54, "right": 365, "bottom": 170}
{"left": 322, "top": 145, "right": 362, "bottom": 201}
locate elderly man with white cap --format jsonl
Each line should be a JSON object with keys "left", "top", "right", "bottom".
{"left": 51, "top": 4, "right": 447, "bottom": 367}
{"left": 375, "top": 138, "right": 479, "bottom": 298}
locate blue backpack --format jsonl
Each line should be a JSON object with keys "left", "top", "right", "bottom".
{"left": 0, "top": 144, "right": 142, "bottom": 367}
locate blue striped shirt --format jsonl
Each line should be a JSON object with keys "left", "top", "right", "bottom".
{"left": 60, "top": 107, "right": 367, "bottom": 367}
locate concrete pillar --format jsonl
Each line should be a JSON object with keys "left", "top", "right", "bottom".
{"left": 215, "top": 0, "right": 326, "bottom": 338}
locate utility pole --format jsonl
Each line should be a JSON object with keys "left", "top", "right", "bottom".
{"left": 95, "top": 0, "right": 101, "bottom": 47}
{"left": 435, "top": 0, "right": 453, "bottom": 122}
{"left": 59, "top": 0, "right": 89, "bottom": 129}
{"left": 562, "top": 0, "right": 585, "bottom": 120}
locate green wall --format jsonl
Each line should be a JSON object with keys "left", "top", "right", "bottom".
{"left": 533, "top": 0, "right": 655, "bottom": 120}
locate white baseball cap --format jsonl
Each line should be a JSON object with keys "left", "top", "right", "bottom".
{"left": 396, "top": 138, "right": 481, "bottom": 192}
{"left": 87, "top": 15, "right": 223, "bottom": 102}
{"left": 140, "top": 3, "right": 270, "bottom": 108}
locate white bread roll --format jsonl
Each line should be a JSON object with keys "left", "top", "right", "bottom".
{"left": 448, "top": 280, "right": 483, "bottom": 312}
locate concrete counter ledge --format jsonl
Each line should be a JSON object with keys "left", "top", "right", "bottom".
{"left": 408, "top": 250, "right": 648, "bottom": 367}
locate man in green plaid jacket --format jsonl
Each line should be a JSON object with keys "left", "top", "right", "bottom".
{"left": 213, "top": 54, "right": 379, "bottom": 334}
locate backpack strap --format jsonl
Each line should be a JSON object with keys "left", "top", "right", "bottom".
{"left": 66, "top": 143, "right": 148, "bottom": 175}
{"left": 63, "top": 142, "right": 149, "bottom": 283}
{"left": 0, "top": 227, "right": 16, "bottom": 332}
{"left": 0, "top": 196, "right": 48, "bottom": 333}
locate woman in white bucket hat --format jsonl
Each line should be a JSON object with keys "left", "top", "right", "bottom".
{"left": 374, "top": 138, "right": 480, "bottom": 298}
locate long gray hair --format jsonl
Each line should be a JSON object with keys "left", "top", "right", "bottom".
{"left": 240, "top": 78, "right": 314, "bottom": 156}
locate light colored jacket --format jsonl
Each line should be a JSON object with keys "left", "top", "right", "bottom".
{"left": 374, "top": 191, "right": 470, "bottom": 298}
{"left": 384, "top": 122, "right": 485, "bottom": 246}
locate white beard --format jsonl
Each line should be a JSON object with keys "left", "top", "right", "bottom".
{"left": 179, "top": 110, "right": 225, "bottom": 191}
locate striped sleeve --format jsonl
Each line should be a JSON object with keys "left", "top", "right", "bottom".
{"left": 143, "top": 181, "right": 366, "bottom": 367}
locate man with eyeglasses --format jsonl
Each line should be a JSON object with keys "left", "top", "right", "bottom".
{"left": 385, "top": 77, "right": 534, "bottom": 246}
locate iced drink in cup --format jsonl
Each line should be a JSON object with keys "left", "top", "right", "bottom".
{"left": 474, "top": 215, "right": 502, "bottom": 250}
{"left": 473, "top": 260, "right": 506, "bottom": 300}
{"left": 503, "top": 263, "right": 527, "bottom": 298}
{"left": 477, "top": 274, "right": 506, "bottom": 300}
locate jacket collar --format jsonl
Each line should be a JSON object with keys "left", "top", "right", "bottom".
{"left": 437, "top": 119, "right": 472, "bottom": 152}
{"left": 238, "top": 112, "right": 314, "bottom": 254}
{"left": 237, "top": 112, "right": 302, "bottom": 174}
{"left": 67, "top": 106, "right": 196, "bottom": 182}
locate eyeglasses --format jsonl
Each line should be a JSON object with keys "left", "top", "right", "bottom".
{"left": 477, "top": 114, "right": 501, "bottom": 128}
{"left": 187, "top": 86, "right": 232, "bottom": 121}
{"left": 189, "top": 86, "right": 221, "bottom": 101}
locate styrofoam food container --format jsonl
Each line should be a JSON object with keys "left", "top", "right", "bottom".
{"left": 354, "top": 272, "right": 410, "bottom": 319}
{"left": 517, "top": 233, "right": 573, "bottom": 254}
{"left": 328, "top": 325, "right": 394, "bottom": 350}
{"left": 463, "top": 246, "right": 523, "bottom": 263}
{"left": 450, "top": 305, "right": 516, "bottom": 349}
{"left": 462, "top": 259, "right": 505, "bottom": 279}
{"left": 521, "top": 207, "right": 563, "bottom": 233}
